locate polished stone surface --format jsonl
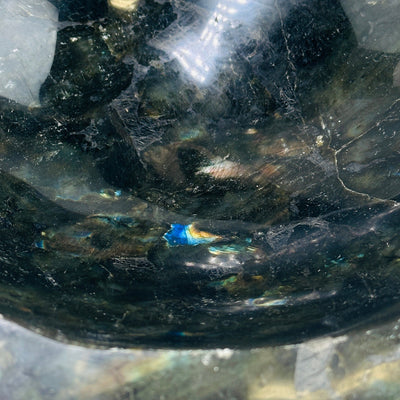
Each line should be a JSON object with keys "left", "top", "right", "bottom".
{"left": 2, "top": 314, "right": 400, "bottom": 399}
{"left": 0, "top": 0, "right": 58, "bottom": 106}
{"left": 1, "top": 0, "right": 400, "bottom": 397}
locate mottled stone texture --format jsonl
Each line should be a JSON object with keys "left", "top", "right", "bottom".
{"left": 2, "top": 316, "right": 400, "bottom": 399}
{"left": 0, "top": 0, "right": 400, "bottom": 356}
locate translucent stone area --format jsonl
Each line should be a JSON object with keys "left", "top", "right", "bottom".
{"left": 340, "top": 0, "right": 400, "bottom": 53}
{"left": 2, "top": 316, "right": 400, "bottom": 400}
{"left": 0, "top": 0, "right": 58, "bottom": 107}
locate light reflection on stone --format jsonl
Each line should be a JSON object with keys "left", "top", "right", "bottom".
{"left": 171, "top": 0, "right": 271, "bottom": 84}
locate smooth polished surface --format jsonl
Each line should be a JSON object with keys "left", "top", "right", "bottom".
{"left": 0, "top": 0, "right": 400, "bottom": 348}
{"left": 2, "top": 315, "right": 400, "bottom": 399}
{"left": 0, "top": 0, "right": 400, "bottom": 395}
{"left": 0, "top": 0, "right": 58, "bottom": 106}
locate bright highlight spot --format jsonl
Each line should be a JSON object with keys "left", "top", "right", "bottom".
{"left": 170, "top": 0, "right": 267, "bottom": 84}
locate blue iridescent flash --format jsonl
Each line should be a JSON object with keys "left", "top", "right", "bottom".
{"left": 163, "top": 224, "right": 218, "bottom": 247}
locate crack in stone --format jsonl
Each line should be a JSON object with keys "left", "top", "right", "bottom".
{"left": 321, "top": 103, "right": 400, "bottom": 204}
{"left": 274, "top": 0, "right": 305, "bottom": 123}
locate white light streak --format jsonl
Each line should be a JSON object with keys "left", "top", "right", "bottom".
{"left": 170, "top": 0, "right": 268, "bottom": 84}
